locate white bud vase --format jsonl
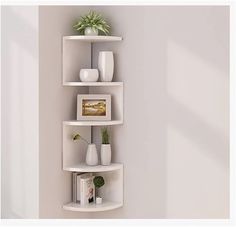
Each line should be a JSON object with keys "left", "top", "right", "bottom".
{"left": 101, "top": 144, "right": 111, "bottom": 165}
{"left": 86, "top": 144, "right": 98, "bottom": 166}
{"left": 98, "top": 51, "right": 114, "bottom": 82}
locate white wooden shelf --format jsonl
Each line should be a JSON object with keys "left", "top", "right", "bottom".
{"left": 63, "top": 200, "right": 123, "bottom": 212}
{"left": 63, "top": 120, "right": 123, "bottom": 126}
{"left": 64, "top": 163, "right": 123, "bottom": 172}
{"left": 63, "top": 35, "right": 122, "bottom": 42}
{"left": 62, "top": 33, "right": 124, "bottom": 213}
{"left": 63, "top": 82, "right": 123, "bottom": 87}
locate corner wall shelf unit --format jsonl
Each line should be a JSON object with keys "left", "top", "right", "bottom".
{"left": 62, "top": 35, "right": 124, "bottom": 213}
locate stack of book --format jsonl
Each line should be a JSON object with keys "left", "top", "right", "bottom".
{"left": 72, "top": 172, "right": 95, "bottom": 205}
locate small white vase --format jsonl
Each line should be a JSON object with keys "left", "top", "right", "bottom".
{"left": 84, "top": 27, "right": 98, "bottom": 36}
{"left": 86, "top": 144, "right": 98, "bottom": 166}
{"left": 101, "top": 144, "right": 111, "bottom": 165}
{"left": 98, "top": 51, "right": 114, "bottom": 82}
{"left": 80, "top": 69, "right": 99, "bottom": 82}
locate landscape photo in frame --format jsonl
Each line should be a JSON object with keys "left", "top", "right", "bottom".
{"left": 77, "top": 94, "right": 111, "bottom": 121}
{"left": 82, "top": 99, "right": 106, "bottom": 116}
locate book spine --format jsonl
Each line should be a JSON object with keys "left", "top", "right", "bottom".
{"left": 72, "top": 173, "right": 76, "bottom": 203}
{"left": 76, "top": 175, "right": 81, "bottom": 202}
{"left": 72, "top": 173, "right": 74, "bottom": 202}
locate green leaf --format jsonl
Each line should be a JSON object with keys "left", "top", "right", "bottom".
{"left": 101, "top": 127, "right": 109, "bottom": 144}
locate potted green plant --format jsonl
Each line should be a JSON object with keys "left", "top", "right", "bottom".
{"left": 100, "top": 127, "right": 111, "bottom": 165}
{"left": 73, "top": 133, "right": 98, "bottom": 166}
{"left": 73, "top": 11, "right": 110, "bottom": 36}
{"left": 93, "top": 176, "right": 105, "bottom": 204}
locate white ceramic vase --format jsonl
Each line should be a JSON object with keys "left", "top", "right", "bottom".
{"left": 86, "top": 144, "right": 98, "bottom": 166}
{"left": 98, "top": 51, "right": 114, "bottom": 82}
{"left": 101, "top": 144, "right": 111, "bottom": 165}
{"left": 80, "top": 69, "right": 99, "bottom": 82}
{"left": 84, "top": 27, "right": 98, "bottom": 36}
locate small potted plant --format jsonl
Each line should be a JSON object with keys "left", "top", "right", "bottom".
{"left": 73, "top": 11, "right": 110, "bottom": 36}
{"left": 93, "top": 176, "right": 105, "bottom": 204}
{"left": 73, "top": 133, "right": 98, "bottom": 166}
{"left": 100, "top": 127, "right": 111, "bottom": 165}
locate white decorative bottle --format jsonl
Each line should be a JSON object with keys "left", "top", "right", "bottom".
{"left": 98, "top": 51, "right": 114, "bottom": 82}
{"left": 100, "top": 127, "right": 111, "bottom": 165}
{"left": 86, "top": 144, "right": 98, "bottom": 166}
{"left": 101, "top": 144, "right": 111, "bottom": 165}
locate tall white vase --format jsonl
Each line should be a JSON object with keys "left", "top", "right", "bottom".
{"left": 101, "top": 144, "right": 111, "bottom": 165}
{"left": 98, "top": 51, "right": 114, "bottom": 82}
{"left": 86, "top": 144, "right": 98, "bottom": 166}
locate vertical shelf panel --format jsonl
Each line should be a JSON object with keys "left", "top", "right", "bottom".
{"left": 89, "top": 85, "right": 123, "bottom": 123}
{"left": 94, "top": 168, "right": 123, "bottom": 205}
{"left": 63, "top": 39, "right": 91, "bottom": 83}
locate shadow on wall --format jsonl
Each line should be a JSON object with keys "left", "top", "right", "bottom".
{"left": 165, "top": 36, "right": 229, "bottom": 218}
{"left": 166, "top": 39, "right": 229, "bottom": 167}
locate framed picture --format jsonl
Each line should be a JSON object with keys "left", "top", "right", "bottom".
{"left": 77, "top": 94, "right": 111, "bottom": 121}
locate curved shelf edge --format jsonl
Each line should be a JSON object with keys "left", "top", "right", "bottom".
{"left": 63, "top": 201, "right": 123, "bottom": 212}
{"left": 63, "top": 82, "right": 123, "bottom": 87}
{"left": 63, "top": 163, "right": 123, "bottom": 172}
{"left": 63, "top": 35, "right": 122, "bottom": 42}
{"left": 63, "top": 120, "right": 123, "bottom": 126}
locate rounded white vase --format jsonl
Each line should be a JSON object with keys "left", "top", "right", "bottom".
{"left": 101, "top": 144, "right": 111, "bottom": 165}
{"left": 98, "top": 51, "right": 114, "bottom": 82}
{"left": 80, "top": 69, "right": 99, "bottom": 82}
{"left": 84, "top": 27, "right": 98, "bottom": 36}
{"left": 86, "top": 144, "right": 98, "bottom": 166}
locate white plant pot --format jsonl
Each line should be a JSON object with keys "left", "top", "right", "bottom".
{"left": 101, "top": 144, "right": 111, "bottom": 165}
{"left": 84, "top": 27, "right": 98, "bottom": 36}
{"left": 86, "top": 144, "right": 98, "bottom": 166}
{"left": 96, "top": 197, "right": 102, "bottom": 204}
{"left": 98, "top": 51, "right": 114, "bottom": 82}
{"left": 80, "top": 69, "right": 99, "bottom": 82}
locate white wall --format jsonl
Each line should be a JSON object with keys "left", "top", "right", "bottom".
{"left": 91, "top": 6, "right": 229, "bottom": 219}
{"left": 1, "top": 6, "right": 39, "bottom": 218}
{"left": 38, "top": 6, "right": 229, "bottom": 219}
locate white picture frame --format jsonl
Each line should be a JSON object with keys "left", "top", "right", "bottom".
{"left": 77, "top": 94, "right": 111, "bottom": 121}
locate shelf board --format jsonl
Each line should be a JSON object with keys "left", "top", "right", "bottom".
{"left": 63, "top": 82, "right": 123, "bottom": 87}
{"left": 64, "top": 163, "right": 123, "bottom": 172}
{"left": 63, "top": 120, "right": 123, "bottom": 126}
{"left": 63, "top": 200, "right": 123, "bottom": 212}
{"left": 63, "top": 35, "right": 122, "bottom": 42}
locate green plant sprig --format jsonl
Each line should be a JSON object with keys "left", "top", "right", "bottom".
{"left": 73, "top": 11, "right": 110, "bottom": 35}
{"left": 73, "top": 133, "right": 89, "bottom": 144}
{"left": 101, "top": 127, "right": 109, "bottom": 144}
